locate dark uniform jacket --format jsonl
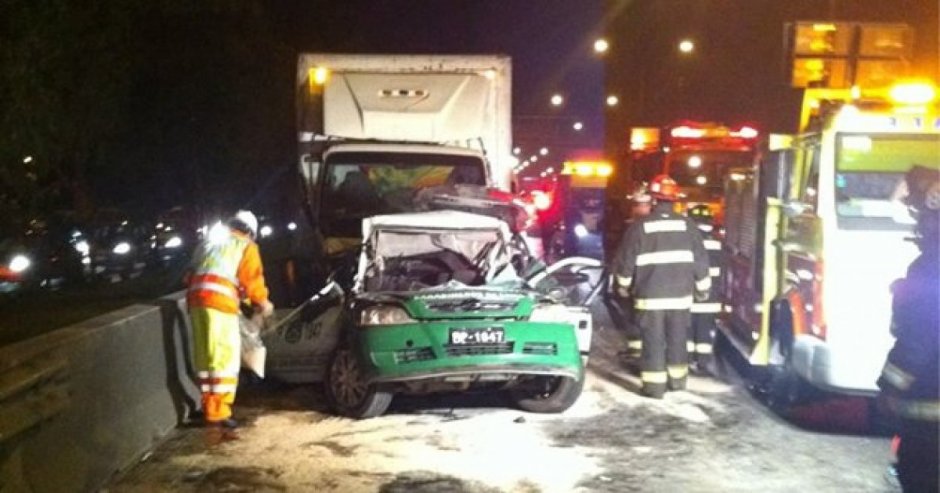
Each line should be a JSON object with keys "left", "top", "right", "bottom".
{"left": 879, "top": 250, "right": 940, "bottom": 420}
{"left": 613, "top": 203, "right": 711, "bottom": 310}
{"left": 691, "top": 226, "right": 723, "bottom": 314}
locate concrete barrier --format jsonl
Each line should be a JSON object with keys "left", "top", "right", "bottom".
{"left": 0, "top": 293, "right": 200, "bottom": 493}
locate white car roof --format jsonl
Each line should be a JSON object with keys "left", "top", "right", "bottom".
{"left": 363, "top": 210, "right": 508, "bottom": 235}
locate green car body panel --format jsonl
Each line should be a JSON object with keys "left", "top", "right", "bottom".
{"left": 352, "top": 290, "right": 583, "bottom": 383}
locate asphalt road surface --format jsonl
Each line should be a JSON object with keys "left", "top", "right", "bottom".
{"left": 109, "top": 307, "right": 895, "bottom": 493}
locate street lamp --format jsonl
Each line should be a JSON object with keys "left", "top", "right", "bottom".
{"left": 678, "top": 39, "right": 695, "bottom": 54}
{"left": 539, "top": 147, "right": 549, "bottom": 156}
{"left": 606, "top": 95, "right": 619, "bottom": 107}
{"left": 573, "top": 121, "right": 584, "bottom": 131}
{"left": 550, "top": 94, "right": 564, "bottom": 106}
{"left": 593, "top": 38, "right": 609, "bottom": 54}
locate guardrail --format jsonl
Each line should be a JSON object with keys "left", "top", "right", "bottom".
{"left": 0, "top": 292, "right": 200, "bottom": 493}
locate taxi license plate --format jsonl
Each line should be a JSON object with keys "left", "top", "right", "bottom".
{"left": 449, "top": 328, "right": 505, "bottom": 345}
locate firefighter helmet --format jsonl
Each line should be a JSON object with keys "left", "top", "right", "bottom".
{"left": 230, "top": 210, "right": 259, "bottom": 238}
{"left": 649, "top": 174, "right": 679, "bottom": 201}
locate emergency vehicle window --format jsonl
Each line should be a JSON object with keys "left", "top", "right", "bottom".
{"left": 834, "top": 133, "right": 940, "bottom": 229}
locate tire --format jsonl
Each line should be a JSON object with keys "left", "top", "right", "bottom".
{"left": 325, "top": 346, "right": 393, "bottom": 419}
{"left": 510, "top": 375, "right": 584, "bottom": 413}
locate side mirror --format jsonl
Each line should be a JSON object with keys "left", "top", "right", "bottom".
{"left": 783, "top": 200, "right": 813, "bottom": 218}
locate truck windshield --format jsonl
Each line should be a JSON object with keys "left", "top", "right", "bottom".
{"left": 667, "top": 150, "right": 753, "bottom": 198}
{"left": 835, "top": 133, "right": 940, "bottom": 230}
{"left": 321, "top": 152, "right": 487, "bottom": 236}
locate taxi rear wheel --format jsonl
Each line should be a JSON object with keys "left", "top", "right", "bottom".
{"left": 510, "top": 375, "right": 584, "bottom": 413}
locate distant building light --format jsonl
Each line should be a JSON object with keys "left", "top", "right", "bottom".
{"left": 22, "top": 156, "right": 33, "bottom": 164}
{"left": 540, "top": 147, "right": 549, "bottom": 156}
{"left": 573, "top": 121, "right": 584, "bottom": 131}
{"left": 593, "top": 38, "right": 609, "bottom": 54}
{"left": 606, "top": 95, "right": 619, "bottom": 107}
{"left": 679, "top": 39, "right": 695, "bottom": 54}
{"left": 551, "top": 94, "right": 564, "bottom": 106}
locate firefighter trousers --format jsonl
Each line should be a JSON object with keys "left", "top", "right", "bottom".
{"left": 898, "top": 419, "right": 939, "bottom": 493}
{"left": 189, "top": 307, "right": 241, "bottom": 424}
{"left": 688, "top": 313, "right": 715, "bottom": 366}
{"left": 635, "top": 309, "right": 690, "bottom": 398}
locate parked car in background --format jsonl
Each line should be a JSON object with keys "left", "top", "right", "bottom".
{"left": 0, "top": 215, "right": 90, "bottom": 293}
{"left": 88, "top": 209, "right": 152, "bottom": 281}
{"left": 150, "top": 206, "right": 198, "bottom": 268}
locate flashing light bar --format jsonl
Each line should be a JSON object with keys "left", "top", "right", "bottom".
{"left": 671, "top": 124, "right": 759, "bottom": 140}
{"left": 889, "top": 82, "right": 937, "bottom": 106}
{"left": 562, "top": 160, "right": 613, "bottom": 177}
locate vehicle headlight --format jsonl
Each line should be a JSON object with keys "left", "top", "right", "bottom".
{"left": 113, "top": 242, "right": 131, "bottom": 255}
{"left": 529, "top": 304, "right": 572, "bottom": 323}
{"left": 164, "top": 236, "right": 183, "bottom": 248}
{"left": 573, "top": 224, "right": 589, "bottom": 238}
{"left": 9, "top": 255, "right": 31, "bottom": 273}
{"left": 359, "top": 305, "right": 416, "bottom": 326}
{"left": 74, "top": 240, "right": 90, "bottom": 255}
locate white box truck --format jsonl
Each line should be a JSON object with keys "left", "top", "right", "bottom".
{"left": 295, "top": 54, "right": 513, "bottom": 253}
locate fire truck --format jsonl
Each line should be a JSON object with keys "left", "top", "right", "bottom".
{"left": 627, "top": 121, "right": 760, "bottom": 223}
{"left": 720, "top": 81, "right": 939, "bottom": 404}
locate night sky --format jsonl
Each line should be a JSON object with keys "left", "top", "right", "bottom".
{"left": 0, "top": 1, "right": 937, "bottom": 217}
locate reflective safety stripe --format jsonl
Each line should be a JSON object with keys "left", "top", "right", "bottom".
{"left": 695, "top": 343, "right": 713, "bottom": 354}
{"left": 644, "top": 220, "right": 687, "bottom": 233}
{"left": 709, "top": 267, "right": 721, "bottom": 277}
{"left": 635, "top": 296, "right": 693, "bottom": 310}
{"left": 628, "top": 340, "right": 643, "bottom": 349}
{"left": 696, "top": 276, "right": 712, "bottom": 292}
{"left": 686, "top": 341, "right": 696, "bottom": 352}
{"left": 881, "top": 362, "right": 915, "bottom": 391}
{"left": 704, "top": 240, "right": 722, "bottom": 251}
{"left": 189, "top": 282, "right": 238, "bottom": 300}
{"left": 667, "top": 365, "right": 689, "bottom": 379}
{"left": 198, "top": 372, "right": 239, "bottom": 394}
{"left": 616, "top": 275, "right": 632, "bottom": 288}
{"left": 636, "top": 250, "right": 694, "bottom": 266}
{"left": 898, "top": 400, "right": 940, "bottom": 421}
{"left": 642, "top": 371, "right": 668, "bottom": 384}
{"left": 691, "top": 302, "right": 722, "bottom": 313}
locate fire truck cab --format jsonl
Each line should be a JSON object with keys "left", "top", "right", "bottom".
{"left": 720, "top": 81, "right": 940, "bottom": 400}
{"left": 629, "top": 122, "right": 759, "bottom": 223}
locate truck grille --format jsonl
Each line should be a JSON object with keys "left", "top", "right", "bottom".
{"left": 445, "top": 342, "right": 514, "bottom": 357}
{"left": 522, "top": 342, "right": 558, "bottom": 356}
{"left": 395, "top": 347, "right": 435, "bottom": 364}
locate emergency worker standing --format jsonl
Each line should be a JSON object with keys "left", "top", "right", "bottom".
{"left": 877, "top": 166, "right": 939, "bottom": 492}
{"left": 687, "top": 204, "right": 723, "bottom": 375}
{"left": 186, "top": 210, "right": 274, "bottom": 428}
{"left": 613, "top": 175, "right": 710, "bottom": 398}
{"left": 619, "top": 184, "right": 653, "bottom": 360}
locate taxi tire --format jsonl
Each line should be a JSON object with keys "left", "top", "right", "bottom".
{"left": 510, "top": 375, "right": 584, "bottom": 413}
{"left": 326, "top": 346, "right": 393, "bottom": 419}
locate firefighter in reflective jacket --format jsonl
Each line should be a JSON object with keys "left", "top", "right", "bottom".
{"left": 186, "top": 210, "right": 273, "bottom": 428}
{"left": 613, "top": 175, "right": 710, "bottom": 398}
{"left": 877, "top": 166, "right": 939, "bottom": 492}
{"left": 687, "top": 204, "right": 722, "bottom": 375}
{"left": 621, "top": 184, "right": 653, "bottom": 360}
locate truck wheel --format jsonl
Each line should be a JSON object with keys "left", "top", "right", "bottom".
{"left": 510, "top": 375, "right": 584, "bottom": 413}
{"left": 326, "top": 346, "right": 392, "bottom": 419}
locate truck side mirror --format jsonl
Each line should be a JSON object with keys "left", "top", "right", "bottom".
{"left": 783, "top": 200, "right": 813, "bottom": 218}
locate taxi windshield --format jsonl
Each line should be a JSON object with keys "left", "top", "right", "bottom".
{"left": 835, "top": 133, "right": 940, "bottom": 229}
